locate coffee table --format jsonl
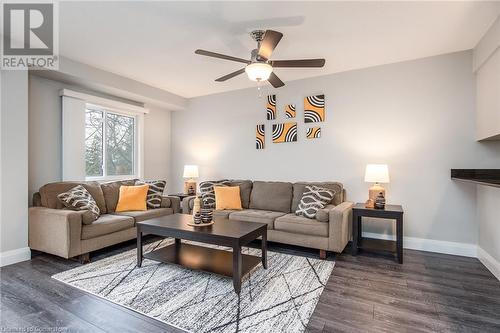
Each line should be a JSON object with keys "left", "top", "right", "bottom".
{"left": 136, "top": 213, "right": 267, "bottom": 294}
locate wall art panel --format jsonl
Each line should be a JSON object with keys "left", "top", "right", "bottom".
{"left": 304, "top": 94, "right": 325, "bottom": 123}
{"left": 272, "top": 122, "right": 297, "bottom": 143}
{"left": 256, "top": 124, "right": 265, "bottom": 149}
{"left": 306, "top": 127, "right": 321, "bottom": 139}
{"left": 285, "top": 104, "right": 296, "bottom": 118}
{"left": 266, "top": 95, "right": 276, "bottom": 120}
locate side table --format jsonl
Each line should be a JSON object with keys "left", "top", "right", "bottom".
{"left": 351, "top": 203, "right": 404, "bottom": 264}
{"left": 168, "top": 193, "right": 196, "bottom": 201}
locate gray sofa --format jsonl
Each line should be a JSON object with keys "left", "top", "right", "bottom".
{"left": 29, "top": 180, "right": 180, "bottom": 262}
{"left": 183, "top": 180, "right": 353, "bottom": 257}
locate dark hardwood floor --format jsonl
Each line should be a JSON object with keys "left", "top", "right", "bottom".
{"left": 308, "top": 247, "right": 500, "bottom": 333}
{"left": 1, "top": 237, "right": 499, "bottom": 333}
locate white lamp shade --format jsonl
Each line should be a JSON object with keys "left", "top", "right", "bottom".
{"left": 245, "top": 63, "right": 273, "bottom": 81}
{"left": 364, "top": 164, "right": 390, "bottom": 183}
{"left": 183, "top": 165, "right": 199, "bottom": 178}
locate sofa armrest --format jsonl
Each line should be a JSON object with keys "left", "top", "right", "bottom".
{"left": 328, "top": 201, "right": 354, "bottom": 253}
{"left": 181, "top": 195, "right": 197, "bottom": 214}
{"left": 28, "top": 207, "right": 83, "bottom": 258}
{"left": 161, "top": 196, "right": 181, "bottom": 213}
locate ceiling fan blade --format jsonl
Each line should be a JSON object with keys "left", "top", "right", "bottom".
{"left": 258, "top": 30, "right": 283, "bottom": 60}
{"left": 268, "top": 72, "right": 285, "bottom": 88}
{"left": 195, "top": 49, "right": 251, "bottom": 64}
{"left": 270, "top": 59, "right": 326, "bottom": 68}
{"left": 215, "top": 68, "right": 246, "bottom": 82}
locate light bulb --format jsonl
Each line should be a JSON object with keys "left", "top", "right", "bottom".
{"left": 245, "top": 63, "right": 273, "bottom": 81}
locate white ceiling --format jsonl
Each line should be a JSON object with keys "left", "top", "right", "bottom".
{"left": 59, "top": 1, "right": 500, "bottom": 98}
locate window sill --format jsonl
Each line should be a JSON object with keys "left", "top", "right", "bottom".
{"left": 85, "top": 175, "right": 139, "bottom": 183}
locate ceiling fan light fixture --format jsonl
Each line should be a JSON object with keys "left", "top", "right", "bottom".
{"left": 245, "top": 63, "right": 273, "bottom": 81}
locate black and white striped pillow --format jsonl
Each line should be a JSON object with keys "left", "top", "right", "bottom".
{"left": 199, "top": 180, "right": 230, "bottom": 209}
{"left": 295, "top": 185, "right": 335, "bottom": 219}
{"left": 136, "top": 180, "right": 166, "bottom": 209}
{"left": 57, "top": 185, "right": 100, "bottom": 223}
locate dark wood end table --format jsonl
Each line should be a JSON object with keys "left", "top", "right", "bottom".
{"left": 168, "top": 193, "right": 197, "bottom": 201}
{"left": 351, "top": 203, "right": 404, "bottom": 264}
{"left": 136, "top": 213, "right": 267, "bottom": 294}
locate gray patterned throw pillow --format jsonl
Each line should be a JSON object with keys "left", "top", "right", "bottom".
{"left": 136, "top": 180, "right": 166, "bottom": 209}
{"left": 295, "top": 185, "right": 335, "bottom": 219}
{"left": 199, "top": 180, "right": 230, "bottom": 209}
{"left": 57, "top": 185, "right": 100, "bottom": 223}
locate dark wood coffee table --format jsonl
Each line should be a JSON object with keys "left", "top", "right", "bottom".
{"left": 136, "top": 213, "right": 267, "bottom": 294}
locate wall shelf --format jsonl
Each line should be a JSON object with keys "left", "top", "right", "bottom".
{"left": 451, "top": 169, "right": 500, "bottom": 188}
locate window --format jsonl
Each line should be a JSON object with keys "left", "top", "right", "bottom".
{"left": 85, "top": 106, "right": 137, "bottom": 179}
{"left": 85, "top": 109, "right": 103, "bottom": 177}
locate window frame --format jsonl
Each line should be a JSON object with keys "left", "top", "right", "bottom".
{"left": 85, "top": 103, "right": 143, "bottom": 182}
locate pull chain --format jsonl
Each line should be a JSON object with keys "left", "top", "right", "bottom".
{"left": 257, "top": 80, "right": 263, "bottom": 98}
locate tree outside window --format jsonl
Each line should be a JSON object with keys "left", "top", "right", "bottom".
{"left": 85, "top": 108, "right": 135, "bottom": 178}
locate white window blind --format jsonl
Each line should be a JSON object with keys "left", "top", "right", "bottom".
{"left": 60, "top": 89, "right": 146, "bottom": 181}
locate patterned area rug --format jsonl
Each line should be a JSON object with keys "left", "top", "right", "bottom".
{"left": 52, "top": 239, "right": 334, "bottom": 333}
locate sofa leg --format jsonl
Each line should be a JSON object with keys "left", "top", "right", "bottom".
{"left": 319, "top": 249, "right": 327, "bottom": 260}
{"left": 78, "top": 253, "right": 90, "bottom": 264}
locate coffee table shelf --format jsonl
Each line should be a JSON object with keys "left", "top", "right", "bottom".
{"left": 144, "top": 242, "right": 261, "bottom": 278}
{"left": 136, "top": 213, "right": 267, "bottom": 294}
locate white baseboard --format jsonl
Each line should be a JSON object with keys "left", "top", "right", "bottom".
{"left": 0, "top": 247, "right": 31, "bottom": 267}
{"left": 362, "top": 232, "right": 477, "bottom": 257}
{"left": 477, "top": 247, "right": 500, "bottom": 281}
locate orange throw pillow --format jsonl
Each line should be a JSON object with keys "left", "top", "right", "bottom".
{"left": 214, "top": 186, "right": 242, "bottom": 210}
{"left": 115, "top": 185, "right": 149, "bottom": 212}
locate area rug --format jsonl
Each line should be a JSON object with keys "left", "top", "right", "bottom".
{"left": 52, "top": 239, "right": 334, "bottom": 333}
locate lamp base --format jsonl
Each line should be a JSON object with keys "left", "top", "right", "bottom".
{"left": 184, "top": 179, "right": 197, "bottom": 195}
{"left": 367, "top": 183, "right": 385, "bottom": 208}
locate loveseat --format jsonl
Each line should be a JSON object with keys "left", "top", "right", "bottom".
{"left": 29, "top": 180, "right": 180, "bottom": 262}
{"left": 182, "top": 180, "right": 353, "bottom": 257}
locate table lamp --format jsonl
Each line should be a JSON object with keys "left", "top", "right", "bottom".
{"left": 364, "top": 164, "right": 390, "bottom": 208}
{"left": 183, "top": 165, "right": 199, "bottom": 195}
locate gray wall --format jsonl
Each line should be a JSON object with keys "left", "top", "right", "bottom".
{"left": 1, "top": 70, "right": 29, "bottom": 254}
{"left": 171, "top": 51, "right": 500, "bottom": 244}
{"left": 28, "top": 75, "right": 63, "bottom": 198}
{"left": 477, "top": 186, "right": 500, "bottom": 263}
{"left": 28, "top": 75, "right": 173, "bottom": 200}
{"left": 143, "top": 105, "right": 172, "bottom": 181}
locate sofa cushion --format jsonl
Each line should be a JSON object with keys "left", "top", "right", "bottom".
{"left": 213, "top": 209, "right": 239, "bottom": 219}
{"left": 161, "top": 196, "right": 171, "bottom": 208}
{"left": 135, "top": 180, "right": 167, "bottom": 209}
{"left": 114, "top": 208, "right": 173, "bottom": 222}
{"left": 315, "top": 204, "right": 335, "bottom": 222}
{"left": 39, "top": 181, "right": 107, "bottom": 214}
{"left": 81, "top": 214, "right": 134, "bottom": 240}
{"left": 229, "top": 209, "right": 286, "bottom": 229}
{"left": 295, "top": 185, "right": 336, "bottom": 219}
{"left": 57, "top": 185, "right": 100, "bottom": 223}
{"left": 229, "top": 180, "right": 253, "bottom": 209}
{"left": 100, "top": 179, "right": 137, "bottom": 213}
{"left": 292, "top": 182, "right": 343, "bottom": 212}
{"left": 275, "top": 214, "right": 329, "bottom": 237}
{"left": 249, "top": 181, "right": 293, "bottom": 213}
{"left": 33, "top": 192, "right": 42, "bottom": 207}
{"left": 80, "top": 211, "right": 98, "bottom": 225}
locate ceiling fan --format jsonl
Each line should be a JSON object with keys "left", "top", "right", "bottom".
{"left": 195, "top": 30, "right": 326, "bottom": 88}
